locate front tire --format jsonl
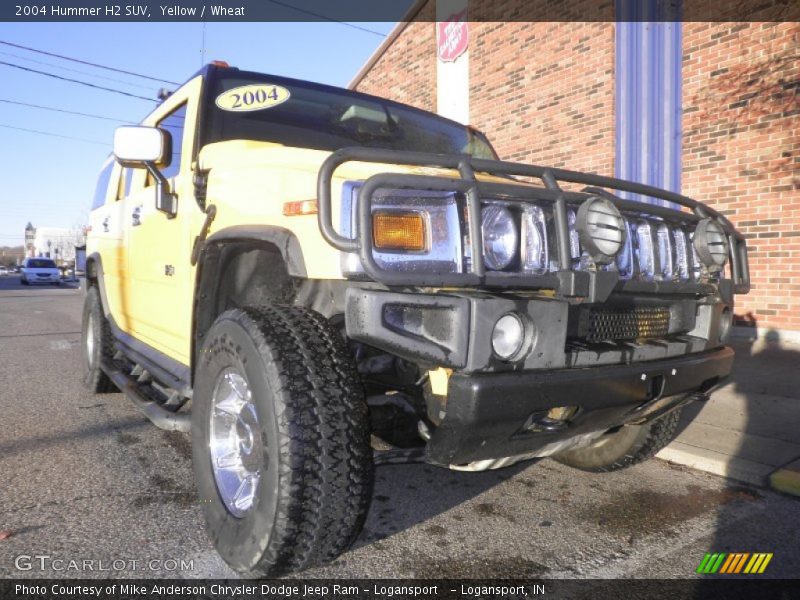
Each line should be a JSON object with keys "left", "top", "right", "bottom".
{"left": 81, "top": 286, "right": 117, "bottom": 393}
{"left": 554, "top": 408, "right": 682, "bottom": 472}
{"left": 193, "top": 305, "right": 373, "bottom": 577}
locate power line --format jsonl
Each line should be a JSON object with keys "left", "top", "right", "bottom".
{"left": 0, "top": 61, "right": 158, "bottom": 102}
{"left": 263, "top": 0, "right": 386, "bottom": 37}
{"left": 0, "top": 50, "right": 157, "bottom": 91}
{"left": 0, "top": 39, "right": 180, "bottom": 85}
{"left": 0, "top": 123, "right": 107, "bottom": 146}
{"left": 0, "top": 98, "right": 135, "bottom": 123}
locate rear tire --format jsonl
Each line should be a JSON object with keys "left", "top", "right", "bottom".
{"left": 554, "top": 408, "right": 682, "bottom": 472}
{"left": 193, "top": 305, "right": 373, "bottom": 577}
{"left": 81, "top": 286, "right": 117, "bottom": 393}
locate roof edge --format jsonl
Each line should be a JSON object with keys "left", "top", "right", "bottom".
{"left": 347, "top": 0, "right": 430, "bottom": 90}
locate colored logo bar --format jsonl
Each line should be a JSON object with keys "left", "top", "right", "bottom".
{"left": 697, "top": 553, "right": 773, "bottom": 574}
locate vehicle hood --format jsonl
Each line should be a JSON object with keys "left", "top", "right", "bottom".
{"left": 197, "top": 140, "right": 519, "bottom": 185}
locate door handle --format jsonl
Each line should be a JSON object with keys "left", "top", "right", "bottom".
{"left": 102, "top": 217, "right": 110, "bottom": 232}
{"left": 132, "top": 205, "right": 142, "bottom": 227}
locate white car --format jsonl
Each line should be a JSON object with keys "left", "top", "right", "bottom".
{"left": 0, "top": 266, "right": 8, "bottom": 276}
{"left": 20, "top": 258, "right": 61, "bottom": 285}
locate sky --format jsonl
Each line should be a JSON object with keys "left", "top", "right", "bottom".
{"left": 0, "top": 19, "right": 398, "bottom": 246}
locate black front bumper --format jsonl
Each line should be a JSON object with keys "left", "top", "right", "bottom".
{"left": 426, "top": 346, "right": 734, "bottom": 466}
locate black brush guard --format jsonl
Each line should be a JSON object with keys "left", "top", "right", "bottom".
{"left": 317, "top": 147, "right": 750, "bottom": 298}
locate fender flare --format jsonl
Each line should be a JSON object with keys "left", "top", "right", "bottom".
{"left": 85, "top": 252, "right": 112, "bottom": 318}
{"left": 201, "top": 225, "right": 307, "bottom": 277}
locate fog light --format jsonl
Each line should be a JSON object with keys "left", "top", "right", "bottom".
{"left": 576, "top": 196, "right": 626, "bottom": 264}
{"left": 491, "top": 313, "right": 527, "bottom": 361}
{"left": 693, "top": 218, "right": 729, "bottom": 271}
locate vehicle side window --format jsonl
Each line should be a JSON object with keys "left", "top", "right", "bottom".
{"left": 117, "top": 167, "right": 133, "bottom": 200}
{"left": 91, "top": 161, "right": 114, "bottom": 209}
{"left": 149, "top": 103, "right": 187, "bottom": 184}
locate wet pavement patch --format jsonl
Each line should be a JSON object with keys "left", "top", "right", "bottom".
{"left": 131, "top": 474, "right": 195, "bottom": 508}
{"left": 582, "top": 484, "right": 762, "bottom": 536}
{"left": 116, "top": 433, "right": 140, "bottom": 446}
{"left": 161, "top": 430, "right": 192, "bottom": 461}
{"left": 473, "top": 501, "right": 517, "bottom": 523}
{"left": 425, "top": 524, "right": 447, "bottom": 536}
{"left": 474, "top": 502, "right": 497, "bottom": 517}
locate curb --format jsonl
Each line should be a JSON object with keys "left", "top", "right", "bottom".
{"left": 768, "top": 459, "right": 800, "bottom": 497}
{"left": 657, "top": 443, "right": 771, "bottom": 488}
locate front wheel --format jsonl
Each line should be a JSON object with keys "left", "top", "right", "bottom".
{"left": 193, "top": 305, "right": 373, "bottom": 577}
{"left": 554, "top": 408, "right": 682, "bottom": 472}
{"left": 81, "top": 286, "right": 117, "bottom": 393}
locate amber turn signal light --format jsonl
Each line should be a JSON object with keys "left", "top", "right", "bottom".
{"left": 373, "top": 212, "right": 426, "bottom": 251}
{"left": 282, "top": 199, "right": 318, "bottom": 216}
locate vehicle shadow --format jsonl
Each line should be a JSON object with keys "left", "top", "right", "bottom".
{"left": 688, "top": 318, "right": 800, "bottom": 586}
{"left": 352, "top": 460, "right": 532, "bottom": 550}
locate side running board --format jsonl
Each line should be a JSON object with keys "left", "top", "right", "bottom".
{"left": 102, "top": 362, "right": 191, "bottom": 433}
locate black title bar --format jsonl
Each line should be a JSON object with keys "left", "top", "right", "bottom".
{"left": 3, "top": 0, "right": 799, "bottom": 23}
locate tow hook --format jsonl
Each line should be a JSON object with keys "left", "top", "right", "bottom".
{"left": 689, "top": 391, "right": 711, "bottom": 403}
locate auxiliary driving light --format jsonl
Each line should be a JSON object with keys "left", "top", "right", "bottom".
{"left": 576, "top": 196, "right": 626, "bottom": 264}
{"left": 491, "top": 313, "right": 528, "bottom": 361}
{"left": 693, "top": 218, "right": 729, "bottom": 270}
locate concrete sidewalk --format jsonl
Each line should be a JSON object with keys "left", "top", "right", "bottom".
{"left": 657, "top": 336, "right": 800, "bottom": 495}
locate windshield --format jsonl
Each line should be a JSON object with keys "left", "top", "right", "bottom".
{"left": 204, "top": 71, "right": 498, "bottom": 159}
{"left": 27, "top": 259, "right": 56, "bottom": 269}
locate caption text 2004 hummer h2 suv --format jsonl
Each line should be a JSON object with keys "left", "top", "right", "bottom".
{"left": 84, "top": 63, "right": 750, "bottom": 577}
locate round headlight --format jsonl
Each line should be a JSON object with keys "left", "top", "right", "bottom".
{"left": 481, "top": 205, "right": 518, "bottom": 271}
{"left": 576, "top": 196, "right": 626, "bottom": 264}
{"left": 693, "top": 218, "right": 729, "bottom": 270}
{"left": 492, "top": 313, "right": 527, "bottom": 361}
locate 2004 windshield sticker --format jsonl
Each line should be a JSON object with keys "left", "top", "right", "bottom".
{"left": 215, "top": 85, "right": 291, "bottom": 112}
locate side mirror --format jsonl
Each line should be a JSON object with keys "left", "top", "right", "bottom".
{"left": 113, "top": 126, "right": 177, "bottom": 218}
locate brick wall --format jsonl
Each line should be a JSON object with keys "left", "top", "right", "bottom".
{"left": 682, "top": 22, "right": 800, "bottom": 334}
{"left": 469, "top": 20, "right": 615, "bottom": 174}
{"left": 353, "top": 9, "right": 799, "bottom": 334}
{"left": 352, "top": 3, "right": 436, "bottom": 112}
{"left": 354, "top": 2, "right": 615, "bottom": 176}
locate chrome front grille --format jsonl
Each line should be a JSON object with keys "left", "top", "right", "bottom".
{"left": 567, "top": 208, "right": 700, "bottom": 283}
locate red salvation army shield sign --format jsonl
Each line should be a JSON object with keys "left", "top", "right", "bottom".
{"left": 437, "top": 10, "right": 469, "bottom": 62}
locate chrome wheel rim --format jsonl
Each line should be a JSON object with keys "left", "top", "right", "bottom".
{"left": 209, "top": 368, "right": 262, "bottom": 518}
{"left": 85, "top": 312, "right": 96, "bottom": 367}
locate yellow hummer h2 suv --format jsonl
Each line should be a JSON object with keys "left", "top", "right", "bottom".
{"left": 83, "top": 63, "right": 750, "bottom": 577}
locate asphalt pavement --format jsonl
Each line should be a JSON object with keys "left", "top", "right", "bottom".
{"left": 0, "top": 274, "right": 798, "bottom": 580}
